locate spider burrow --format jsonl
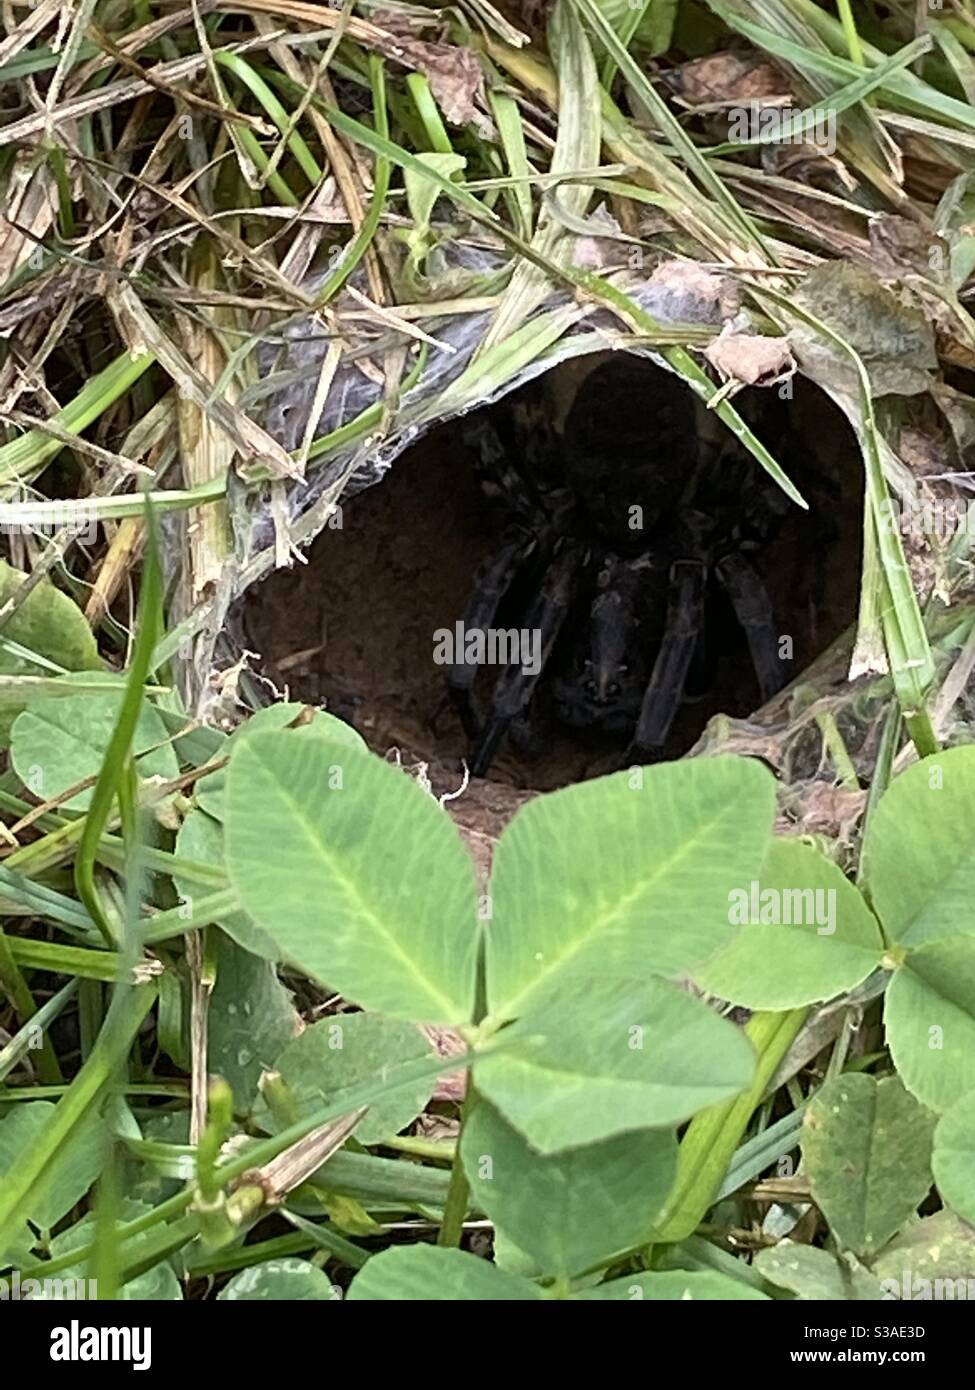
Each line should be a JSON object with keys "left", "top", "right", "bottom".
{"left": 447, "top": 355, "right": 797, "bottom": 777}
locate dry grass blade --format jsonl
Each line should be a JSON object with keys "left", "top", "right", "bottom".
{"left": 479, "top": 3, "right": 601, "bottom": 353}
{"left": 238, "top": 1108, "right": 368, "bottom": 1203}
{"left": 0, "top": 0, "right": 64, "bottom": 69}
{"left": 109, "top": 281, "right": 301, "bottom": 480}
{"left": 177, "top": 245, "right": 236, "bottom": 599}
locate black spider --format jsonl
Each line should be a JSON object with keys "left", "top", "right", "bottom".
{"left": 448, "top": 356, "right": 794, "bottom": 776}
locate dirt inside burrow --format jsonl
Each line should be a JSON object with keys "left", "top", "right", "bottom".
{"left": 243, "top": 360, "right": 864, "bottom": 832}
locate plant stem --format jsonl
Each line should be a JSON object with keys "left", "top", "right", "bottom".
{"left": 14, "top": 1047, "right": 472, "bottom": 1279}
{"left": 836, "top": 0, "right": 865, "bottom": 66}
{"left": 0, "top": 927, "right": 63, "bottom": 1083}
{"left": 0, "top": 350, "right": 154, "bottom": 484}
{"left": 437, "top": 1083, "right": 475, "bottom": 1248}
{"left": 650, "top": 1008, "right": 808, "bottom": 1243}
{"left": 815, "top": 710, "right": 860, "bottom": 790}
{"left": 0, "top": 983, "right": 157, "bottom": 1259}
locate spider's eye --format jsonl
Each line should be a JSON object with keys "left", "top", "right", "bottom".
{"left": 608, "top": 682, "right": 621, "bottom": 698}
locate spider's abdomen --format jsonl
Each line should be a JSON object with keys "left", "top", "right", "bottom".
{"left": 561, "top": 357, "right": 699, "bottom": 547}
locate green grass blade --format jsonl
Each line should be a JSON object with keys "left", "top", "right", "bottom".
{"left": 570, "top": 0, "right": 772, "bottom": 260}
{"left": 0, "top": 351, "right": 155, "bottom": 486}
{"left": 0, "top": 983, "right": 156, "bottom": 1262}
{"left": 74, "top": 501, "right": 163, "bottom": 945}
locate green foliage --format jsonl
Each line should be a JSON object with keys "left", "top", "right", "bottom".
{"left": 217, "top": 1258, "right": 339, "bottom": 1300}
{"left": 12, "top": 685, "right": 178, "bottom": 810}
{"left": 884, "top": 937, "right": 975, "bottom": 1112}
{"left": 473, "top": 977, "right": 755, "bottom": 1152}
{"left": 195, "top": 702, "right": 367, "bottom": 821}
{"left": 754, "top": 1245, "right": 884, "bottom": 1301}
{"left": 0, "top": 1104, "right": 107, "bottom": 1261}
{"left": 0, "top": 560, "right": 100, "bottom": 743}
{"left": 483, "top": 756, "right": 776, "bottom": 1021}
{"left": 253, "top": 1011, "right": 436, "bottom": 1145}
{"left": 174, "top": 809, "right": 278, "bottom": 959}
{"left": 8, "top": 0, "right": 975, "bottom": 1310}
{"left": 207, "top": 935, "right": 298, "bottom": 1112}
{"left": 695, "top": 838, "right": 884, "bottom": 1008}
{"left": 10, "top": 670, "right": 975, "bottom": 1301}
{"left": 210, "top": 731, "right": 975, "bottom": 1296}
{"left": 35, "top": 1201, "right": 183, "bottom": 1300}
{"left": 575, "top": 1270, "right": 769, "bottom": 1300}
{"left": 871, "top": 1210, "right": 975, "bottom": 1296}
{"left": 225, "top": 733, "right": 479, "bottom": 1024}
{"left": 595, "top": 0, "right": 679, "bottom": 55}
{"left": 461, "top": 1099, "right": 676, "bottom": 1277}
{"left": 932, "top": 1090, "right": 975, "bottom": 1225}
{"left": 801, "top": 1075, "right": 936, "bottom": 1258}
{"left": 861, "top": 745, "right": 975, "bottom": 947}
{"left": 346, "top": 1245, "right": 544, "bottom": 1301}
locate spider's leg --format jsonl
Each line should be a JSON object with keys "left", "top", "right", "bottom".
{"left": 629, "top": 559, "right": 706, "bottom": 759}
{"left": 470, "top": 537, "right": 586, "bottom": 777}
{"left": 447, "top": 526, "right": 539, "bottom": 740}
{"left": 684, "top": 628, "right": 711, "bottom": 702}
{"left": 715, "top": 551, "right": 789, "bottom": 702}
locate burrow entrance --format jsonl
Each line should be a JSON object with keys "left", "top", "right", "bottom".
{"left": 243, "top": 355, "right": 863, "bottom": 793}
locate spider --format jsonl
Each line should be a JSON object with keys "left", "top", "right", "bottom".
{"left": 447, "top": 356, "right": 794, "bottom": 776}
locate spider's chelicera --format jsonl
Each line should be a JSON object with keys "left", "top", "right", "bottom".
{"left": 448, "top": 357, "right": 794, "bottom": 776}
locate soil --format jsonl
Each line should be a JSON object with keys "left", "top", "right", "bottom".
{"left": 242, "top": 359, "right": 864, "bottom": 825}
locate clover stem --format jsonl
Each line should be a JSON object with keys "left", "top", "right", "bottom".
{"left": 437, "top": 1083, "right": 477, "bottom": 1248}
{"left": 650, "top": 1007, "right": 808, "bottom": 1244}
